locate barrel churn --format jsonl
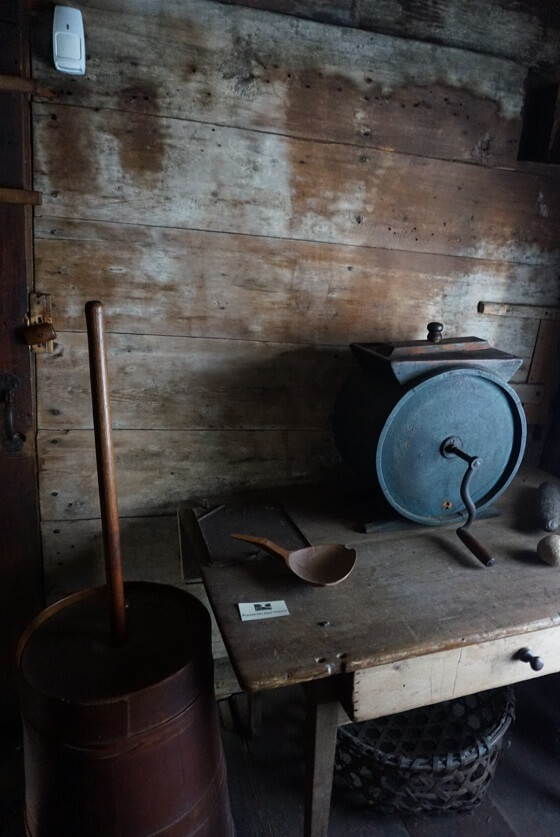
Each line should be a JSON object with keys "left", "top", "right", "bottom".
{"left": 17, "top": 302, "right": 234, "bottom": 836}
{"left": 333, "top": 322, "right": 527, "bottom": 562}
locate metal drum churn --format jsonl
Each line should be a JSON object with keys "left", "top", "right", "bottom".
{"left": 333, "top": 322, "right": 527, "bottom": 564}
{"left": 17, "top": 302, "right": 235, "bottom": 836}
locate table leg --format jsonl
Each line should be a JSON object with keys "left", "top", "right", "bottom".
{"left": 303, "top": 680, "right": 340, "bottom": 837}
{"left": 227, "top": 691, "right": 262, "bottom": 738}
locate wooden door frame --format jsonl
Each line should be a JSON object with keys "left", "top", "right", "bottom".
{"left": 0, "top": 0, "right": 44, "bottom": 720}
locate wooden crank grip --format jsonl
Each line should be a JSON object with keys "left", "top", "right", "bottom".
{"left": 85, "top": 301, "right": 127, "bottom": 645}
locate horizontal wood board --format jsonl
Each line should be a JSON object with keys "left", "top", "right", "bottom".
{"left": 219, "top": 0, "right": 560, "bottom": 64}
{"left": 37, "top": 333, "right": 354, "bottom": 430}
{"left": 35, "top": 219, "right": 560, "bottom": 341}
{"left": 195, "top": 465, "right": 560, "bottom": 690}
{"left": 36, "top": 332, "right": 544, "bottom": 431}
{"left": 33, "top": 102, "right": 560, "bottom": 266}
{"left": 30, "top": 0, "right": 527, "bottom": 167}
{"left": 38, "top": 429, "right": 335, "bottom": 519}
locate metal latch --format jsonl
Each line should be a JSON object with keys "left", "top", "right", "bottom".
{"left": 0, "top": 373, "right": 25, "bottom": 454}
{"left": 23, "top": 292, "right": 57, "bottom": 353}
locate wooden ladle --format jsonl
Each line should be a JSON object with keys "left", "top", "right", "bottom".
{"left": 230, "top": 533, "right": 356, "bottom": 586}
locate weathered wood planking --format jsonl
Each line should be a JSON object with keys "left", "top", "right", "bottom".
{"left": 35, "top": 219, "right": 560, "bottom": 343}
{"left": 195, "top": 466, "right": 560, "bottom": 692}
{"left": 37, "top": 331, "right": 542, "bottom": 432}
{"left": 528, "top": 320, "right": 560, "bottom": 385}
{"left": 37, "top": 333, "right": 353, "bottom": 430}
{"left": 38, "top": 429, "right": 335, "bottom": 520}
{"left": 33, "top": 102, "right": 560, "bottom": 266}
{"left": 219, "top": 0, "right": 560, "bottom": 65}
{"left": 42, "top": 515, "right": 181, "bottom": 601}
{"left": 31, "top": 0, "right": 525, "bottom": 167}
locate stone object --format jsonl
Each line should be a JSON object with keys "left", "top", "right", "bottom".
{"left": 537, "top": 533, "right": 560, "bottom": 566}
{"left": 535, "top": 482, "right": 560, "bottom": 532}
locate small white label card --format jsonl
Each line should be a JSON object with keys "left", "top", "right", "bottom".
{"left": 238, "top": 600, "right": 289, "bottom": 621}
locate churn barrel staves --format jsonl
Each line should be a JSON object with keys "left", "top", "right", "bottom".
{"left": 17, "top": 301, "right": 235, "bottom": 836}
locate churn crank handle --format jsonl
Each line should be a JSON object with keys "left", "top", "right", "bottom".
{"left": 85, "top": 301, "right": 127, "bottom": 645}
{"left": 456, "top": 527, "right": 495, "bottom": 568}
{"left": 442, "top": 438, "right": 496, "bottom": 568}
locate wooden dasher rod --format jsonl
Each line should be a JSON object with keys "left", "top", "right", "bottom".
{"left": 85, "top": 300, "right": 127, "bottom": 645}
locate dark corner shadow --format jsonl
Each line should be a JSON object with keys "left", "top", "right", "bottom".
{"left": 30, "top": 5, "right": 55, "bottom": 67}
{"left": 510, "top": 483, "right": 542, "bottom": 534}
{"left": 507, "top": 547, "right": 542, "bottom": 565}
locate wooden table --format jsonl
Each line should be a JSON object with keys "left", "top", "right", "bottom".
{"left": 179, "top": 466, "right": 560, "bottom": 836}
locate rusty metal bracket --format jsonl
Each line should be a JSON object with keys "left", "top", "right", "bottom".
{"left": 25, "top": 293, "right": 56, "bottom": 354}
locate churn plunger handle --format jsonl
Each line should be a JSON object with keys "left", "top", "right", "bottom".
{"left": 86, "top": 301, "right": 127, "bottom": 645}
{"left": 441, "top": 437, "right": 496, "bottom": 567}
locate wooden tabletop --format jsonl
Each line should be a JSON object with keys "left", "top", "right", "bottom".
{"left": 192, "top": 466, "right": 560, "bottom": 692}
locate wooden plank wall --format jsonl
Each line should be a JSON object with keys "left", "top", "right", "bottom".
{"left": 30, "top": 0, "right": 560, "bottom": 595}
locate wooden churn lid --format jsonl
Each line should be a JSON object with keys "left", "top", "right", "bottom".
{"left": 17, "top": 581, "right": 213, "bottom": 744}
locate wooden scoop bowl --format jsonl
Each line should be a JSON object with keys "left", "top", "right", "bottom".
{"left": 230, "top": 533, "right": 356, "bottom": 586}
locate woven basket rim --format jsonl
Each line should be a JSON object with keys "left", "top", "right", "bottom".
{"left": 338, "top": 687, "right": 516, "bottom": 773}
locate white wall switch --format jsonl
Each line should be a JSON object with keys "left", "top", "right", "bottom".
{"left": 53, "top": 6, "right": 85, "bottom": 75}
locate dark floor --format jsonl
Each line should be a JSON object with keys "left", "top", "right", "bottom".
{"left": 3, "top": 676, "right": 560, "bottom": 836}
{"left": 221, "top": 676, "right": 560, "bottom": 836}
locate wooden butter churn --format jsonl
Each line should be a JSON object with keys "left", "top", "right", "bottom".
{"left": 17, "top": 303, "right": 234, "bottom": 836}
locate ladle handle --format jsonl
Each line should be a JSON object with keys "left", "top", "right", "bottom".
{"left": 230, "top": 533, "right": 291, "bottom": 561}
{"left": 86, "top": 301, "right": 127, "bottom": 646}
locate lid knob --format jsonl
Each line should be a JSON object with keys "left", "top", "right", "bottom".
{"left": 427, "top": 322, "right": 444, "bottom": 343}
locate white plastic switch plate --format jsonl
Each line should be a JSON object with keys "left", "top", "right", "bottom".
{"left": 53, "top": 6, "right": 85, "bottom": 75}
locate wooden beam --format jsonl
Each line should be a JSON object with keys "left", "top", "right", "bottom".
{"left": 0, "top": 186, "right": 42, "bottom": 205}
{"left": 478, "top": 301, "right": 560, "bottom": 320}
{"left": 0, "top": 6, "right": 43, "bottom": 719}
{"left": 0, "top": 73, "right": 53, "bottom": 97}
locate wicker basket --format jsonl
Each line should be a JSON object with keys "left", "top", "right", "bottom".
{"left": 334, "top": 687, "right": 515, "bottom": 814}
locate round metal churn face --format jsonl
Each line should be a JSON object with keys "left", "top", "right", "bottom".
{"left": 375, "top": 368, "right": 526, "bottom": 525}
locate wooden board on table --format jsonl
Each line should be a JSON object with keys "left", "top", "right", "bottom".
{"left": 33, "top": 103, "right": 560, "bottom": 266}
{"left": 193, "top": 466, "right": 560, "bottom": 692}
{"left": 31, "top": 0, "right": 525, "bottom": 167}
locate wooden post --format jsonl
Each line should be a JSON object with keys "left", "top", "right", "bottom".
{"left": 0, "top": 0, "right": 44, "bottom": 719}
{"left": 303, "top": 678, "right": 341, "bottom": 837}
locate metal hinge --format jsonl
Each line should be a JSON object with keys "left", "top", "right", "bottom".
{"left": 23, "top": 293, "right": 57, "bottom": 353}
